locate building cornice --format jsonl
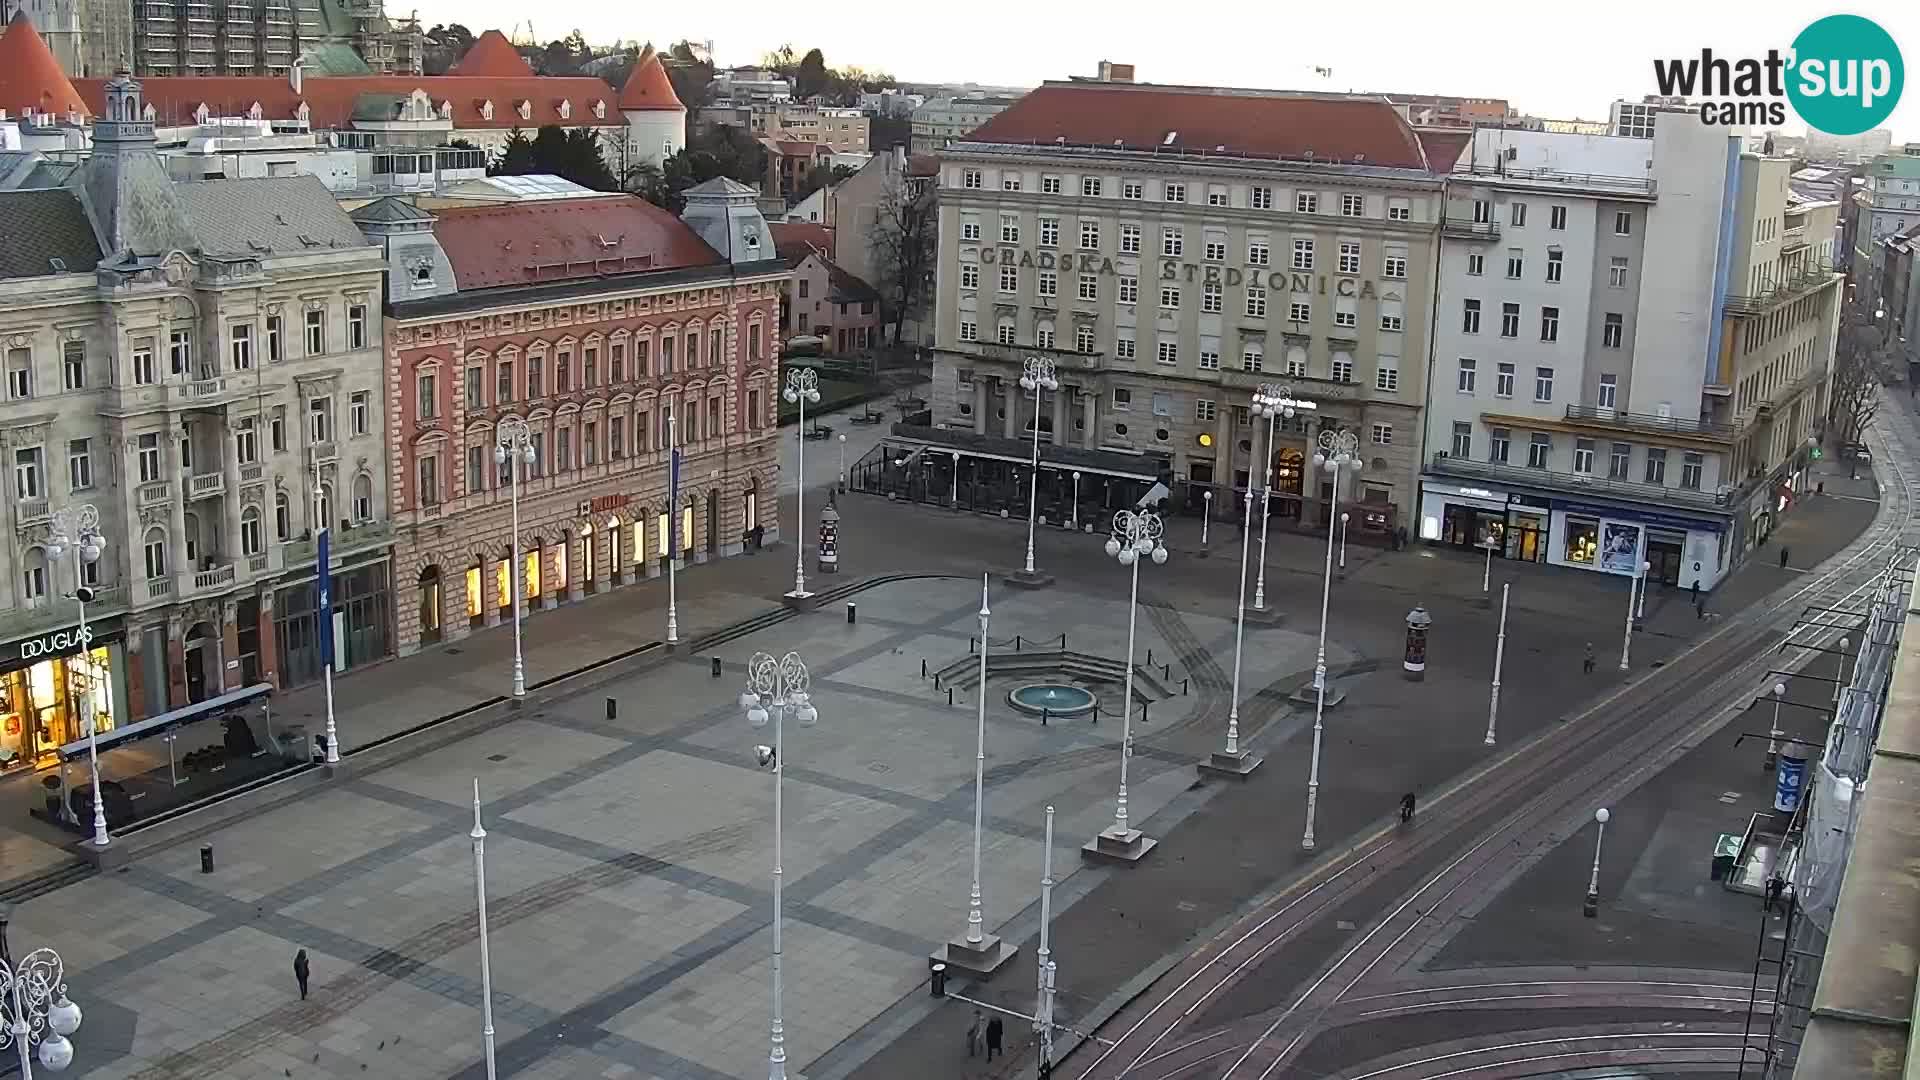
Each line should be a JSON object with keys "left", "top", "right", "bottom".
{"left": 942, "top": 142, "right": 1445, "bottom": 190}
{"left": 387, "top": 261, "right": 789, "bottom": 321}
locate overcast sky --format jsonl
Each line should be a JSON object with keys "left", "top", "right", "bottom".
{"left": 424, "top": 1, "right": 1920, "bottom": 142}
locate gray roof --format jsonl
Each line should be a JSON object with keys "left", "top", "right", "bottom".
{"left": 173, "top": 175, "right": 370, "bottom": 256}
{"left": 683, "top": 176, "right": 759, "bottom": 197}
{"left": 349, "top": 196, "right": 435, "bottom": 225}
{"left": 0, "top": 189, "right": 103, "bottom": 280}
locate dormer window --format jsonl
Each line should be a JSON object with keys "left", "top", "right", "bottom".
{"left": 592, "top": 100, "right": 606, "bottom": 119}
{"left": 437, "top": 100, "right": 452, "bottom": 119}
{"left": 248, "top": 101, "right": 263, "bottom": 120}
{"left": 558, "top": 100, "right": 572, "bottom": 120}
{"left": 480, "top": 99, "right": 494, "bottom": 121}
{"left": 194, "top": 102, "right": 210, "bottom": 124}
{"left": 516, "top": 100, "right": 531, "bottom": 121}
{"left": 295, "top": 101, "right": 310, "bottom": 122}
{"left": 142, "top": 103, "right": 156, "bottom": 122}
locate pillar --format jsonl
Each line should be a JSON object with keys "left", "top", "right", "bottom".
{"left": 166, "top": 422, "right": 188, "bottom": 572}
{"left": 166, "top": 628, "right": 188, "bottom": 706}
{"left": 257, "top": 588, "right": 280, "bottom": 684}
{"left": 1081, "top": 394, "right": 1097, "bottom": 450}
{"left": 125, "top": 629, "right": 149, "bottom": 722}
{"left": 1002, "top": 381, "right": 1018, "bottom": 439}
{"left": 118, "top": 438, "right": 143, "bottom": 585}
{"left": 973, "top": 380, "right": 988, "bottom": 435}
{"left": 621, "top": 518, "right": 639, "bottom": 584}
{"left": 483, "top": 555, "right": 502, "bottom": 627}
{"left": 443, "top": 565, "right": 470, "bottom": 643}
{"left": 219, "top": 598, "right": 241, "bottom": 695}
{"left": 1212, "top": 403, "right": 1233, "bottom": 494}
{"left": 1052, "top": 385, "right": 1068, "bottom": 447}
{"left": 221, "top": 424, "right": 243, "bottom": 563}
{"left": 545, "top": 542, "right": 564, "bottom": 609}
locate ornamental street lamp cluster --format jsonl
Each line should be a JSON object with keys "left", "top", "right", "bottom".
{"left": 0, "top": 907, "right": 83, "bottom": 1077}
{"left": 1087, "top": 509, "right": 1167, "bottom": 864}
{"left": 1249, "top": 385, "right": 1300, "bottom": 615}
{"left": 494, "top": 419, "right": 537, "bottom": 701}
{"left": 784, "top": 370, "right": 822, "bottom": 602}
{"left": 1018, "top": 357, "right": 1059, "bottom": 581}
{"left": 1303, "top": 428, "right": 1361, "bottom": 852}
{"left": 741, "top": 651, "right": 817, "bottom": 1080}
{"left": 47, "top": 505, "right": 108, "bottom": 849}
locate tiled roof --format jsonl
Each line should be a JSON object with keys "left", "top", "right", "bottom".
{"left": 173, "top": 175, "right": 372, "bottom": 256}
{"left": 349, "top": 195, "right": 434, "bottom": 224}
{"left": 72, "top": 73, "right": 620, "bottom": 130}
{"left": 822, "top": 257, "right": 879, "bottom": 303}
{"left": 907, "top": 153, "right": 939, "bottom": 177}
{"left": 450, "top": 30, "right": 533, "bottom": 78}
{"left": 618, "top": 46, "right": 682, "bottom": 112}
{"left": 770, "top": 221, "right": 832, "bottom": 265}
{"left": 1416, "top": 129, "right": 1472, "bottom": 174}
{"left": 767, "top": 138, "right": 831, "bottom": 158}
{"left": 962, "top": 82, "right": 1427, "bottom": 170}
{"left": 0, "top": 188, "right": 102, "bottom": 279}
{"left": 428, "top": 194, "right": 724, "bottom": 290}
{"left": 0, "top": 12, "right": 89, "bottom": 119}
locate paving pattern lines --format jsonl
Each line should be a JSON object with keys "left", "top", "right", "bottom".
{"left": 1071, "top": 413, "right": 1919, "bottom": 1080}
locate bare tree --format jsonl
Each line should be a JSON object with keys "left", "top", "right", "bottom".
{"left": 869, "top": 175, "right": 937, "bottom": 347}
{"left": 1829, "top": 313, "right": 1890, "bottom": 448}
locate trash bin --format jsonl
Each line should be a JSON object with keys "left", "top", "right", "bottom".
{"left": 41, "top": 775, "right": 61, "bottom": 818}
{"left": 1711, "top": 832, "right": 1742, "bottom": 882}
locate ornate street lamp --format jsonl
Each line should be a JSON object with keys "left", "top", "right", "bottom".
{"left": 494, "top": 419, "right": 537, "bottom": 700}
{"left": 46, "top": 506, "right": 106, "bottom": 848}
{"left": 1302, "top": 428, "right": 1361, "bottom": 851}
{"left": 1088, "top": 510, "right": 1166, "bottom": 863}
{"left": 1018, "top": 357, "right": 1059, "bottom": 579}
{"left": 0, "top": 907, "right": 83, "bottom": 1077}
{"left": 741, "top": 651, "right": 818, "bottom": 1080}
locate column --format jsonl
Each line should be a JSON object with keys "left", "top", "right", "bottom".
{"left": 221, "top": 423, "right": 243, "bottom": 566}
{"left": 166, "top": 421, "right": 188, "bottom": 576}
{"left": 124, "top": 630, "right": 149, "bottom": 722}
{"left": 973, "top": 380, "right": 988, "bottom": 435}
{"left": 118, "top": 437, "right": 142, "bottom": 585}
{"left": 1212, "top": 404, "right": 1233, "bottom": 496}
{"left": 1052, "top": 386, "right": 1068, "bottom": 447}
{"left": 482, "top": 555, "right": 501, "bottom": 627}
{"left": 1081, "top": 394, "right": 1097, "bottom": 450}
{"left": 568, "top": 532, "right": 586, "bottom": 602}
{"left": 257, "top": 588, "right": 282, "bottom": 683}
{"left": 443, "top": 567, "right": 470, "bottom": 643}
{"left": 621, "top": 516, "right": 638, "bottom": 584}
{"left": 219, "top": 598, "right": 241, "bottom": 695}
{"left": 545, "top": 543, "right": 564, "bottom": 609}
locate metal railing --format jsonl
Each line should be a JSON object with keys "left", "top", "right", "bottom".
{"left": 1428, "top": 452, "right": 1734, "bottom": 512}
{"left": 1725, "top": 261, "right": 1841, "bottom": 316}
{"left": 1563, "top": 404, "right": 1739, "bottom": 439}
{"left": 16, "top": 498, "right": 49, "bottom": 526}
{"left": 1442, "top": 219, "right": 1501, "bottom": 240}
{"left": 1451, "top": 161, "right": 1657, "bottom": 195}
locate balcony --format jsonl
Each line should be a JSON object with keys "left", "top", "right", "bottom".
{"left": 136, "top": 481, "right": 173, "bottom": 508}
{"left": 949, "top": 341, "right": 1106, "bottom": 374}
{"left": 188, "top": 472, "right": 224, "bottom": 499}
{"left": 103, "top": 375, "right": 255, "bottom": 417}
{"left": 1218, "top": 368, "right": 1370, "bottom": 404}
{"left": 16, "top": 498, "right": 49, "bottom": 527}
{"left": 1782, "top": 223, "right": 1810, "bottom": 252}
{"left": 281, "top": 520, "right": 394, "bottom": 568}
{"left": 241, "top": 464, "right": 264, "bottom": 486}
{"left": 1725, "top": 261, "right": 1841, "bottom": 316}
{"left": 1427, "top": 452, "right": 1734, "bottom": 514}
{"left": 1442, "top": 219, "right": 1501, "bottom": 241}
{"left": 1562, "top": 405, "right": 1738, "bottom": 442}
{"left": 0, "top": 583, "right": 127, "bottom": 640}
{"left": 309, "top": 441, "right": 339, "bottom": 464}
{"left": 178, "top": 561, "right": 236, "bottom": 596}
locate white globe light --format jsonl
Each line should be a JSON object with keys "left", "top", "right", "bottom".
{"left": 1151, "top": 546, "right": 1168, "bottom": 565}
{"left": 808, "top": 389, "right": 821, "bottom": 402}
{"left": 46, "top": 995, "right": 81, "bottom": 1036}
{"left": 523, "top": 446, "right": 536, "bottom": 465}
{"left": 1117, "top": 547, "right": 1137, "bottom": 566}
{"left": 1774, "top": 682, "right": 1786, "bottom": 697}
{"left": 1313, "top": 453, "right": 1327, "bottom": 469}
{"left": 1595, "top": 808, "right": 1610, "bottom": 824}
{"left": 795, "top": 701, "right": 818, "bottom": 727}
{"left": 783, "top": 388, "right": 797, "bottom": 403}
{"left": 48, "top": 542, "right": 65, "bottom": 560}
{"left": 81, "top": 541, "right": 102, "bottom": 562}
{"left": 1135, "top": 535, "right": 1153, "bottom": 555}
{"left": 747, "top": 703, "right": 770, "bottom": 728}
{"left": 1019, "top": 375, "right": 1035, "bottom": 390}
{"left": 1104, "top": 538, "right": 1122, "bottom": 558}
{"left": 494, "top": 445, "right": 507, "bottom": 464}
{"left": 739, "top": 690, "right": 760, "bottom": 710}
{"left": 38, "top": 1034, "right": 73, "bottom": 1071}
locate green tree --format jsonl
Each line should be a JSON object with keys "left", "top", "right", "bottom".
{"left": 795, "top": 47, "right": 830, "bottom": 99}
{"left": 421, "top": 23, "right": 474, "bottom": 75}
{"left": 494, "top": 126, "right": 536, "bottom": 174}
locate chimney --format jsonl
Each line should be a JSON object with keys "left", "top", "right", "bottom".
{"left": 290, "top": 59, "right": 303, "bottom": 95}
{"left": 1096, "top": 61, "right": 1135, "bottom": 84}
{"left": 894, "top": 143, "right": 905, "bottom": 172}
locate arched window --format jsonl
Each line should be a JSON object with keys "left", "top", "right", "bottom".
{"left": 20, "top": 546, "right": 47, "bottom": 602}
{"left": 241, "top": 506, "right": 262, "bottom": 556}
{"left": 316, "top": 484, "right": 333, "bottom": 532}
{"left": 352, "top": 473, "right": 373, "bottom": 524}
{"left": 143, "top": 527, "right": 168, "bottom": 579}
{"left": 182, "top": 511, "right": 200, "bottom": 564}
{"left": 275, "top": 492, "right": 291, "bottom": 540}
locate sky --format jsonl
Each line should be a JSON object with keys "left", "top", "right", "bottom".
{"left": 415, "top": 1, "right": 1920, "bottom": 144}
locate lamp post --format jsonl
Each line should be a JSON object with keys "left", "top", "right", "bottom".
{"left": 1302, "top": 428, "right": 1361, "bottom": 852}
{"left": 666, "top": 410, "right": 680, "bottom": 645}
{"left": 1338, "top": 511, "right": 1349, "bottom": 574}
{"left": 0, "top": 908, "right": 83, "bottom": 1077}
{"left": 1019, "top": 357, "right": 1059, "bottom": 578}
{"left": 469, "top": 781, "right": 497, "bottom": 1080}
{"left": 46, "top": 505, "right": 107, "bottom": 849}
{"left": 1250, "top": 385, "right": 1298, "bottom": 614}
{"left": 1833, "top": 636, "right": 1852, "bottom": 714}
{"left": 1766, "top": 681, "right": 1787, "bottom": 770}
{"left": 1035, "top": 805, "right": 1057, "bottom": 1076}
{"left": 1582, "top": 807, "right": 1611, "bottom": 917}
{"left": 1481, "top": 536, "right": 1497, "bottom": 597}
{"left": 1091, "top": 510, "right": 1167, "bottom": 863}
{"left": 1070, "top": 471, "right": 1081, "bottom": 532}
{"left": 1618, "top": 559, "right": 1648, "bottom": 672}
{"left": 1637, "top": 559, "right": 1651, "bottom": 620}
{"left": 938, "top": 575, "right": 1013, "bottom": 973}
{"left": 837, "top": 433, "right": 847, "bottom": 494}
{"left": 1484, "top": 583, "right": 1509, "bottom": 747}
{"left": 309, "top": 449, "right": 339, "bottom": 761}
{"left": 494, "top": 418, "right": 536, "bottom": 700}
{"left": 1200, "top": 489, "right": 1212, "bottom": 553}
{"left": 741, "top": 651, "right": 818, "bottom": 1080}
{"left": 784, "top": 370, "right": 821, "bottom": 600}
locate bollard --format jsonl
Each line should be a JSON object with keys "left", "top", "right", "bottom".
{"left": 1091, "top": 703, "right": 1100, "bottom": 725}
{"left": 1162, "top": 663, "right": 1172, "bottom": 680}
{"left": 710, "top": 657, "right": 722, "bottom": 679}
{"left": 1147, "top": 648, "right": 1155, "bottom": 666}
{"left": 947, "top": 687, "right": 955, "bottom": 706}
{"left": 1182, "top": 678, "right": 1189, "bottom": 695}
{"left": 1041, "top": 707, "right": 1049, "bottom": 727}
{"left": 1141, "top": 700, "right": 1150, "bottom": 724}
{"left": 607, "top": 697, "right": 617, "bottom": 720}
{"left": 969, "top": 637, "right": 977, "bottom": 655}
{"left": 1060, "top": 633, "right": 1068, "bottom": 649}
{"left": 934, "top": 673, "right": 942, "bottom": 690}
{"left": 200, "top": 844, "right": 215, "bottom": 874}
{"left": 847, "top": 602, "right": 857, "bottom": 625}
{"left": 1016, "top": 635, "right": 1023, "bottom": 651}
{"left": 921, "top": 658, "right": 928, "bottom": 678}
{"left": 930, "top": 962, "right": 949, "bottom": 998}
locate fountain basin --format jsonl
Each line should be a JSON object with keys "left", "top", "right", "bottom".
{"left": 1007, "top": 683, "right": 1097, "bottom": 718}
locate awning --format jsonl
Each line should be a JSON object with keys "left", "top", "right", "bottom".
{"left": 59, "top": 683, "right": 273, "bottom": 763}
{"left": 884, "top": 423, "right": 1164, "bottom": 483}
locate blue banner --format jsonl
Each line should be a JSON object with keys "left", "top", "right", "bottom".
{"left": 316, "top": 525, "right": 333, "bottom": 671}
{"left": 668, "top": 445, "right": 680, "bottom": 559}
{"left": 1775, "top": 754, "right": 1807, "bottom": 814}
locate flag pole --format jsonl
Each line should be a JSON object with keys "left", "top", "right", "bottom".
{"left": 667, "top": 407, "right": 680, "bottom": 645}
{"left": 312, "top": 447, "right": 338, "bottom": 764}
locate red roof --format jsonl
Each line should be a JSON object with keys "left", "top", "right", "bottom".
{"left": 449, "top": 30, "right": 533, "bottom": 78}
{"left": 770, "top": 222, "right": 833, "bottom": 263}
{"left": 0, "top": 12, "right": 88, "bottom": 119}
{"left": 907, "top": 153, "right": 939, "bottom": 177}
{"left": 766, "top": 138, "right": 832, "bottom": 158}
{"left": 618, "top": 47, "right": 682, "bottom": 112}
{"left": 428, "top": 195, "right": 723, "bottom": 291}
{"left": 965, "top": 83, "right": 1426, "bottom": 170}
{"left": 72, "top": 73, "right": 619, "bottom": 130}
{"left": 1415, "top": 129, "right": 1472, "bottom": 174}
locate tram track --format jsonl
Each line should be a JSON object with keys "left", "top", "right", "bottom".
{"left": 1074, "top": 406, "right": 1920, "bottom": 1080}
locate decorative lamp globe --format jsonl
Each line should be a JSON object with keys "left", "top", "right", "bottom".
{"left": 1104, "top": 537, "right": 1122, "bottom": 558}
{"left": 1117, "top": 546, "right": 1136, "bottom": 566}
{"left": 48, "top": 540, "right": 65, "bottom": 560}
{"left": 47, "top": 994, "right": 82, "bottom": 1036}
{"left": 81, "top": 539, "right": 102, "bottom": 561}
{"left": 794, "top": 695, "right": 818, "bottom": 727}
{"left": 38, "top": 1034, "right": 74, "bottom": 1071}
{"left": 738, "top": 690, "right": 760, "bottom": 710}
{"left": 1151, "top": 546, "right": 1168, "bottom": 565}
{"left": 522, "top": 445, "right": 536, "bottom": 465}
{"left": 1313, "top": 451, "right": 1327, "bottom": 469}
{"left": 747, "top": 702, "right": 770, "bottom": 728}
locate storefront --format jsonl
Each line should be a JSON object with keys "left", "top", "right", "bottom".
{"left": 0, "top": 617, "right": 128, "bottom": 774}
{"left": 1545, "top": 500, "right": 1729, "bottom": 589}
{"left": 1419, "top": 482, "right": 1514, "bottom": 554}
{"left": 275, "top": 557, "right": 392, "bottom": 688}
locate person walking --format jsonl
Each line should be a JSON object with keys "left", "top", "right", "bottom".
{"left": 1399, "top": 791, "right": 1417, "bottom": 823}
{"left": 966, "top": 1010, "right": 984, "bottom": 1058}
{"left": 985, "top": 1015, "right": 1004, "bottom": 1060}
{"left": 1583, "top": 642, "right": 1596, "bottom": 675}
{"left": 1780, "top": 546, "right": 1791, "bottom": 570}
{"left": 1765, "top": 875, "right": 1785, "bottom": 915}
{"left": 293, "top": 948, "right": 311, "bottom": 1001}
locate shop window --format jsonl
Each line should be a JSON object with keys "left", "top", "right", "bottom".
{"left": 1565, "top": 518, "right": 1600, "bottom": 564}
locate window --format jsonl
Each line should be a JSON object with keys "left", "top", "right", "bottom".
{"left": 1038, "top": 271, "right": 1057, "bottom": 299}
{"left": 1245, "top": 285, "right": 1267, "bottom": 317}
{"left": 143, "top": 528, "right": 167, "bottom": 579}
{"left": 1114, "top": 336, "right": 1135, "bottom": 360}
{"left": 228, "top": 323, "right": 253, "bottom": 371}
{"left": 1681, "top": 451, "right": 1704, "bottom": 490}
{"left": 1248, "top": 241, "right": 1270, "bottom": 265}
{"left": 417, "top": 372, "right": 437, "bottom": 419}
{"left": 1645, "top": 447, "right": 1667, "bottom": 484}
{"left": 1473, "top": 199, "right": 1492, "bottom": 224}
{"left": 275, "top": 491, "right": 293, "bottom": 538}
{"left": 1549, "top": 204, "right": 1568, "bottom": 230}
{"left": 347, "top": 390, "right": 368, "bottom": 436}
{"left": 1163, "top": 228, "right": 1183, "bottom": 257}
{"left": 1383, "top": 254, "right": 1407, "bottom": 278}
{"left": 1120, "top": 224, "right": 1141, "bottom": 254}
{"left": 1036, "top": 324, "right": 1055, "bottom": 349}
{"left": 1462, "top": 299, "right": 1481, "bottom": 333}
{"left": 961, "top": 263, "right": 979, "bottom": 290}
{"left": 304, "top": 309, "right": 325, "bottom": 355}
{"left": 1001, "top": 173, "right": 1022, "bottom": 191}
{"left": 1119, "top": 276, "right": 1139, "bottom": 304}
{"left": 1505, "top": 251, "right": 1524, "bottom": 278}
{"left": 241, "top": 507, "right": 263, "bottom": 555}
{"left": 1338, "top": 242, "right": 1361, "bottom": 275}
{"left": 1081, "top": 176, "right": 1102, "bottom": 197}
{"left": 1242, "top": 345, "right": 1264, "bottom": 373}
{"left": 1609, "top": 256, "right": 1629, "bottom": 288}
{"left": 1199, "top": 349, "right": 1220, "bottom": 370}
{"left": 61, "top": 341, "right": 84, "bottom": 390}
{"left": 1292, "top": 238, "right": 1314, "bottom": 270}
{"left": 266, "top": 316, "right": 283, "bottom": 363}
{"left": 1196, "top": 399, "right": 1217, "bottom": 422}
{"left": 1572, "top": 438, "right": 1595, "bottom": 474}
{"left": 1078, "top": 274, "right": 1098, "bottom": 301}
{"left": 1370, "top": 423, "right": 1392, "bottom": 445}
{"left": 1466, "top": 252, "right": 1485, "bottom": 276}
{"left": 1527, "top": 433, "right": 1550, "bottom": 468}
{"left": 1000, "top": 265, "right": 1018, "bottom": 292}
{"left": 583, "top": 347, "right": 598, "bottom": 388}
{"left": 584, "top": 421, "right": 600, "bottom": 465}
{"left": 610, "top": 415, "right": 625, "bottom": 458}
{"left": 308, "top": 396, "right": 332, "bottom": 442}
{"left": 1598, "top": 374, "right": 1618, "bottom": 409}
{"left": 961, "top": 220, "right": 981, "bottom": 242}
{"left": 1289, "top": 301, "right": 1311, "bottom": 323}
{"left": 234, "top": 420, "right": 256, "bottom": 466}
{"left": 270, "top": 407, "right": 286, "bottom": 452}
{"left": 464, "top": 366, "right": 484, "bottom": 409}
{"left": 1495, "top": 362, "right": 1515, "bottom": 398}
{"left": 1602, "top": 313, "right": 1623, "bottom": 348}
{"left": 634, "top": 339, "right": 651, "bottom": 376}
{"left": 1500, "top": 303, "right": 1520, "bottom": 338}
{"left": 1540, "top": 307, "right": 1559, "bottom": 342}
{"left": 1334, "top": 305, "right": 1357, "bottom": 328}
{"left": 1545, "top": 250, "right": 1563, "bottom": 283}
{"left": 1075, "top": 325, "right": 1096, "bottom": 353}
{"left": 1204, "top": 239, "right": 1226, "bottom": 262}
{"left": 169, "top": 329, "right": 191, "bottom": 375}
{"left": 1341, "top": 193, "right": 1364, "bottom": 217}
{"left": 133, "top": 341, "right": 156, "bottom": 385}
{"left": 1609, "top": 442, "right": 1630, "bottom": 479}
{"left": 1375, "top": 358, "right": 1399, "bottom": 391}
{"left": 1122, "top": 179, "right": 1143, "bottom": 199}
{"left": 13, "top": 447, "right": 41, "bottom": 498}
{"left": 1163, "top": 182, "right": 1186, "bottom": 203}
{"left": 1489, "top": 427, "right": 1510, "bottom": 463}
{"left": 1331, "top": 354, "right": 1353, "bottom": 383}
{"left": 555, "top": 351, "right": 572, "bottom": 392}
{"left": 1001, "top": 214, "right": 1020, "bottom": 244}
{"left": 1080, "top": 221, "right": 1100, "bottom": 249}
{"left": 138, "top": 433, "right": 161, "bottom": 483}
{"left": 1040, "top": 174, "right": 1060, "bottom": 194}
{"left": 1284, "top": 349, "right": 1306, "bottom": 377}
{"left": 5, "top": 350, "right": 29, "bottom": 399}
{"left": 1296, "top": 191, "right": 1318, "bottom": 214}
{"left": 1510, "top": 201, "right": 1527, "bottom": 226}
{"left": 1451, "top": 422, "right": 1472, "bottom": 458}
{"left": 962, "top": 168, "right": 982, "bottom": 189}
{"left": 959, "top": 321, "right": 978, "bottom": 342}
{"left": 1203, "top": 282, "right": 1222, "bottom": 313}
{"left": 1457, "top": 358, "right": 1477, "bottom": 393}
{"left": 1533, "top": 367, "right": 1554, "bottom": 402}
{"left": 1251, "top": 186, "right": 1274, "bottom": 210}
{"left": 1111, "top": 387, "right": 1132, "bottom": 410}
{"left": 352, "top": 473, "right": 373, "bottom": 522}
{"left": 66, "top": 438, "right": 92, "bottom": 491}
{"left": 1156, "top": 340, "right": 1178, "bottom": 365}
{"left": 997, "top": 321, "right": 1016, "bottom": 345}
{"left": 1614, "top": 210, "right": 1632, "bottom": 235}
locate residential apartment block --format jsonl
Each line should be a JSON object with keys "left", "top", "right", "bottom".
{"left": 1420, "top": 124, "right": 1840, "bottom": 589}
{"left": 909, "top": 94, "right": 1018, "bottom": 153}
{"left": 923, "top": 75, "right": 1445, "bottom": 537}
{"left": 0, "top": 71, "right": 393, "bottom": 774}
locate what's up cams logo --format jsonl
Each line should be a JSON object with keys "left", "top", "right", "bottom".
{"left": 1652, "top": 14, "right": 1903, "bottom": 135}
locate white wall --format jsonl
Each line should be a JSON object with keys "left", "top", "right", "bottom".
{"left": 1625, "top": 119, "right": 1736, "bottom": 419}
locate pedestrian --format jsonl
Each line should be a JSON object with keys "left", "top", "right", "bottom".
{"left": 1583, "top": 642, "right": 1595, "bottom": 675}
{"left": 293, "top": 948, "right": 310, "bottom": 1001}
{"left": 1690, "top": 580, "right": 1700, "bottom": 606}
{"left": 1399, "top": 791, "right": 1416, "bottom": 823}
{"left": 966, "top": 1010, "right": 983, "bottom": 1058}
{"left": 985, "top": 1015, "right": 1004, "bottom": 1060}
{"left": 1765, "top": 875, "right": 1785, "bottom": 914}
{"left": 1780, "top": 546, "right": 1791, "bottom": 570}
